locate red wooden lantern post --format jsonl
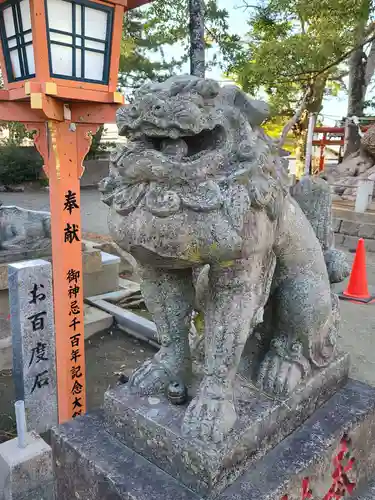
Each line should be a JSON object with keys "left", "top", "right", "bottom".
{"left": 0, "top": 0, "right": 154, "bottom": 424}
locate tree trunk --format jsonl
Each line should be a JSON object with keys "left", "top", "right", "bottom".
{"left": 346, "top": 50, "right": 366, "bottom": 157}
{"left": 346, "top": 0, "right": 370, "bottom": 155}
{"left": 295, "top": 110, "right": 309, "bottom": 178}
{"left": 294, "top": 77, "right": 326, "bottom": 178}
{"left": 189, "top": 0, "right": 205, "bottom": 78}
{"left": 347, "top": 49, "right": 366, "bottom": 117}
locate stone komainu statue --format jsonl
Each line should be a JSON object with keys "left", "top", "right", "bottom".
{"left": 100, "top": 75, "right": 349, "bottom": 443}
{"left": 0, "top": 205, "right": 51, "bottom": 259}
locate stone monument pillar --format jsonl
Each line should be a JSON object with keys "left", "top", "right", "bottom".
{"left": 8, "top": 259, "right": 57, "bottom": 434}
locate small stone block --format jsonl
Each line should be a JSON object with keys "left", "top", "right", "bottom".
{"left": 103, "top": 353, "right": 349, "bottom": 496}
{"left": 8, "top": 259, "right": 57, "bottom": 434}
{"left": 82, "top": 258, "right": 119, "bottom": 298}
{"left": 82, "top": 249, "right": 102, "bottom": 275}
{"left": 84, "top": 305, "right": 113, "bottom": 339}
{"left": 0, "top": 431, "right": 54, "bottom": 500}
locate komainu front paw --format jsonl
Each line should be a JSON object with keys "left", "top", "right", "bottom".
{"left": 127, "top": 359, "right": 172, "bottom": 396}
{"left": 181, "top": 376, "right": 237, "bottom": 443}
{"left": 182, "top": 394, "right": 237, "bottom": 443}
{"left": 257, "top": 336, "right": 311, "bottom": 396}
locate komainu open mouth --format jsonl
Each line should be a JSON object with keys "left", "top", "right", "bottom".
{"left": 149, "top": 126, "right": 225, "bottom": 159}
{"left": 128, "top": 125, "right": 227, "bottom": 161}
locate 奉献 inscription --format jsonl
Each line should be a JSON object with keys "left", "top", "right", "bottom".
{"left": 63, "top": 188, "right": 85, "bottom": 419}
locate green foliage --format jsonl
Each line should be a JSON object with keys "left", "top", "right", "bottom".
{"left": 227, "top": 0, "right": 364, "bottom": 119}
{"left": 364, "top": 96, "right": 375, "bottom": 112}
{"left": 193, "top": 311, "right": 205, "bottom": 337}
{"left": 0, "top": 122, "right": 42, "bottom": 186}
{"left": 0, "top": 121, "right": 34, "bottom": 146}
{"left": 85, "top": 125, "right": 116, "bottom": 160}
{"left": 118, "top": 0, "right": 242, "bottom": 97}
{"left": 0, "top": 145, "right": 42, "bottom": 186}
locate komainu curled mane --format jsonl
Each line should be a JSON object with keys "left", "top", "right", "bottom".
{"left": 100, "top": 75, "right": 349, "bottom": 443}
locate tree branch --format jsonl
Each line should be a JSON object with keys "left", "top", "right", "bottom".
{"left": 235, "top": 1, "right": 261, "bottom": 10}
{"left": 237, "top": 31, "right": 375, "bottom": 86}
{"left": 277, "top": 86, "right": 312, "bottom": 148}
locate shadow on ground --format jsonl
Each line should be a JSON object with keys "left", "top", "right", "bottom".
{"left": 0, "top": 328, "right": 155, "bottom": 443}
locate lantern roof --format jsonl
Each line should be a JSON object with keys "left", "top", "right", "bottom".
{"left": 0, "top": 0, "right": 157, "bottom": 110}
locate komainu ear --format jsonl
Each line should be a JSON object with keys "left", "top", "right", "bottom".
{"left": 219, "top": 85, "right": 270, "bottom": 127}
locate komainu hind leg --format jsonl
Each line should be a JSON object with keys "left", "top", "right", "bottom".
{"left": 257, "top": 335, "right": 311, "bottom": 395}
{"left": 257, "top": 276, "right": 337, "bottom": 396}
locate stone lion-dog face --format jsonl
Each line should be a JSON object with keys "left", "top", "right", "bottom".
{"left": 101, "top": 75, "right": 286, "bottom": 267}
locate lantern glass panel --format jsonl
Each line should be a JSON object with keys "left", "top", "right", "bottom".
{"left": 84, "top": 50, "right": 103, "bottom": 80}
{"left": 84, "top": 7, "right": 106, "bottom": 39}
{"left": 50, "top": 44, "right": 73, "bottom": 76}
{"left": 45, "top": 0, "right": 113, "bottom": 84}
{"left": 19, "top": 0, "right": 31, "bottom": 30}
{"left": 3, "top": 7, "right": 15, "bottom": 36}
{"left": 25, "top": 43, "right": 34, "bottom": 73}
{"left": 0, "top": 0, "right": 35, "bottom": 82}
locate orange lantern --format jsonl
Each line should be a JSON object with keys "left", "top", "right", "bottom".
{"left": 0, "top": 0, "right": 154, "bottom": 424}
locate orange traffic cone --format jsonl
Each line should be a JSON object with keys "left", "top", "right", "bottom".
{"left": 340, "top": 238, "right": 375, "bottom": 304}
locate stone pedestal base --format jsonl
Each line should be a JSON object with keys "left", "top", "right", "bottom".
{"left": 0, "top": 432, "right": 55, "bottom": 500}
{"left": 51, "top": 379, "right": 375, "bottom": 500}
{"left": 103, "top": 353, "right": 349, "bottom": 496}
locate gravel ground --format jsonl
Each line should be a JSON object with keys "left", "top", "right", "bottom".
{"left": 0, "top": 328, "right": 156, "bottom": 442}
{"left": 332, "top": 249, "right": 375, "bottom": 387}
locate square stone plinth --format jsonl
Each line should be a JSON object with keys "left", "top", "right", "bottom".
{"left": 0, "top": 431, "right": 54, "bottom": 500}
{"left": 103, "top": 353, "right": 350, "bottom": 497}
